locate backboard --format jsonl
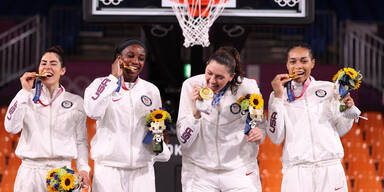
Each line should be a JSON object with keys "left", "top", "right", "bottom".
{"left": 83, "top": 0, "right": 314, "bottom": 24}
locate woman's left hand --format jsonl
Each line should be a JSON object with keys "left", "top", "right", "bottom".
{"left": 246, "top": 127, "right": 263, "bottom": 143}
{"left": 341, "top": 93, "right": 355, "bottom": 108}
{"left": 79, "top": 170, "right": 90, "bottom": 189}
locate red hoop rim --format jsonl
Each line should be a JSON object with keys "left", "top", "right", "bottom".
{"left": 171, "top": 0, "right": 228, "bottom": 6}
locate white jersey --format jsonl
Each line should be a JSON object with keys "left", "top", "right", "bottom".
{"left": 4, "top": 86, "right": 90, "bottom": 172}
{"left": 84, "top": 74, "right": 170, "bottom": 169}
{"left": 177, "top": 74, "right": 267, "bottom": 171}
{"left": 267, "top": 77, "right": 361, "bottom": 168}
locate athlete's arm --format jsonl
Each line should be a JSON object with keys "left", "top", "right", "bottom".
{"left": 331, "top": 94, "right": 361, "bottom": 136}
{"left": 266, "top": 92, "right": 286, "bottom": 144}
{"left": 83, "top": 75, "right": 118, "bottom": 120}
{"left": 4, "top": 72, "right": 35, "bottom": 134}
{"left": 176, "top": 81, "right": 201, "bottom": 149}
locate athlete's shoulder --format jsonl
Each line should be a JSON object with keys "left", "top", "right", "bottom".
{"left": 241, "top": 77, "right": 258, "bottom": 85}
{"left": 138, "top": 78, "right": 159, "bottom": 91}
{"left": 311, "top": 78, "right": 334, "bottom": 88}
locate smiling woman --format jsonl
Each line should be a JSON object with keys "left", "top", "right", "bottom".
{"left": 83, "top": 40, "right": 171, "bottom": 192}
{"left": 267, "top": 43, "right": 362, "bottom": 192}
{"left": 4, "top": 46, "right": 91, "bottom": 192}
{"left": 177, "top": 46, "right": 267, "bottom": 192}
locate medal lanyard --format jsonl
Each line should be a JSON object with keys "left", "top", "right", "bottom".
{"left": 33, "top": 79, "right": 42, "bottom": 103}
{"left": 211, "top": 84, "right": 229, "bottom": 105}
{"left": 286, "top": 77, "right": 311, "bottom": 102}
{"left": 33, "top": 80, "right": 63, "bottom": 106}
{"left": 116, "top": 76, "right": 138, "bottom": 92}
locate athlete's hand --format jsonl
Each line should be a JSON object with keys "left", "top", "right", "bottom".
{"left": 271, "top": 74, "right": 291, "bottom": 98}
{"left": 246, "top": 127, "right": 263, "bottom": 143}
{"left": 342, "top": 93, "right": 355, "bottom": 108}
{"left": 79, "top": 170, "right": 89, "bottom": 189}
{"left": 191, "top": 85, "right": 203, "bottom": 119}
{"left": 112, "top": 55, "right": 123, "bottom": 79}
{"left": 20, "top": 72, "right": 36, "bottom": 91}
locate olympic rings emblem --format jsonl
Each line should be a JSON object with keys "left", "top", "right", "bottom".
{"left": 99, "top": 0, "right": 123, "bottom": 6}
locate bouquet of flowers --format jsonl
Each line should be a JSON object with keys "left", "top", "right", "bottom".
{"left": 46, "top": 166, "right": 81, "bottom": 192}
{"left": 237, "top": 93, "right": 264, "bottom": 134}
{"left": 332, "top": 67, "right": 363, "bottom": 111}
{"left": 143, "top": 107, "right": 172, "bottom": 154}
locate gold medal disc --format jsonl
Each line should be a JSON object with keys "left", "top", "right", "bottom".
{"left": 35, "top": 73, "right": 52, "bottom": 78}
{"left": 289, "top": 73, "right": 299, "bottom": 79}
{"left": 123, "top": 65, "right": 135, "bottom": 70}
{"left": 199, "top": 87, "right": 213, "bottom": 100}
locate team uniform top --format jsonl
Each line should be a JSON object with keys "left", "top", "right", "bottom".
{"left": 4, "top": 86, "right": 90, "bottom": 172}
{"left": 84, "top": 74, "right": 170, "bottom": 169}
{"left": 177, "top": 74, "right": 267, "bottom": 171}
{"left": 267, "top": 77, "right": 361, "bottom": 168}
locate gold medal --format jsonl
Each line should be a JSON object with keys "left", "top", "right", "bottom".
{"left": 289, "top": 73, "right": 299, "bottom": 79}
{"left": 123, "top": 65, "right": 135, "bottom": 70}
{"left": 199, "top": 87, "right": 213, "bottom": 100}
{"left": 35, "top": 73, "right": 52, "bottom": 78}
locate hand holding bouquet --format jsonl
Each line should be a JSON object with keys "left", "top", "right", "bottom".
{"left": 143, "top": 108, "right": 172, "bottom": 154}
{"left": 237, "top": 93, "right": 264, "bottom": 134}
{"left": 332, "top": 67, "right": 362, "bottom": 112}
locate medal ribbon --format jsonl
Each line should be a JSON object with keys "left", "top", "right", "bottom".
{"left": 34, "top": 85, "right": 64, "bottom": 106}
{"left": 33, "top": 79, "right": 42, "bottom": 103}
{"left": 286, "top": 77, "right": 311, "bottom": 102}
{"left": 116, "top": 76, "right": 137, "bottom": 92}
{"left": 211, "top": 84, "right": 229, "bottom": 105}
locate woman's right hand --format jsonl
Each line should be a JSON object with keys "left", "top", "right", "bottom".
{"left": 112, "top": 55, "right": 123, "bottom": 78}
{"left": 271, "top": 74, "right": 291, "bottom": 98}
{"left": 20, "top": 72, "right": 36, "bottom": 91}
{"left": 190, "top": 85, "right": 202, "bottom": 119}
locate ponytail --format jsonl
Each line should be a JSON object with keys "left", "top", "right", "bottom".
{"left": 207, "top": 46, "right": 244, "bottom": 94}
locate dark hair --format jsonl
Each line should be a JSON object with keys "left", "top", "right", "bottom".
{"left": 113, "top": 40, "right": 146, "bottom": 61}
{"left": 41, "top": 45, "right": 65, "bottom": 67}
{"left": 207, "top": 46, "right": 244, "bottom": 94}
{"left": 286, "top": 43, "right": 314, "bottom": 60}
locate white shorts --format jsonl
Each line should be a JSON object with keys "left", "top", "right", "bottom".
{"left": 14, "top": 158, "right": 72, "bottom": 192}
{"left": 182, "top": 162, "right": 262, "bottom": 192}
{"left": 281, "top": 159, "right": 348, "bottom": 192}
{"left": 92, "top": 163, "right": 155, "bottom": 192}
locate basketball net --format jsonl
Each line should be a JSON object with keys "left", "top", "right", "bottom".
{"left": 171, "top": 0, "right": 228, "bottom": 47}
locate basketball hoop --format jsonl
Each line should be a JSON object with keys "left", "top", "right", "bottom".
{"left": 170, "top": 0, "right": 228, "bottom": 47}
{"left": 274, "top": 0, "right": 300, "bottom": 7}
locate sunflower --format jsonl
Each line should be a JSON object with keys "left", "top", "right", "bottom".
{"left": 60, "top": 173, "right": 75, "bottom": 191}
{"left": 46, "top": 169, "right": 57, "bottom": 187}
{"left": 150, "top": 109, "right": 167, "bottom": 122}
{"left": 237, "top": 95, "right": 247, "bottom": 104}
{"left": 333, "top": 67, "right": 359, "bottom": 82}
{"left": 344, "top": 67, "right": 358, "bottom": 79}
{"left": 47, "top": 169, "right": 57, "bottom": 180}
{"left": 332, "top": 69, "right": 344, "bottom": 82}
{"left": 249, "top": 94, "right": 264, "bottom": 110}
{"left": 354, "top": 79, "right": 362, "bottom": 90}
{"left": 47, "top": 185, "right": 57, "bottom": 192}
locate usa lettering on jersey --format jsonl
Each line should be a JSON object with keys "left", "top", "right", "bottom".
{"left": 269, "top": 112, "right": 277, "bottom": 133}
{"left": 181, "top": 127, "right": 194, "bottom": 143}
{"left": 92, "top": 78, "right": 111, "bottom": 100}
{"left": 7, "top": 101, "right": 18, "bottom": 120}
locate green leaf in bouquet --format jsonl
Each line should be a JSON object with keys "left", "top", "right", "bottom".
{"left": 337, "top": 71, "right": 345, "bottom": 81}
{"left": 339, "top": 102, "right": 346, "bottom": 112}
{"left": 240, "top": 99, "right": 250, "bottom": 111}
{"left": 56, "top": 168, "right": 67, "bottom": 178}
